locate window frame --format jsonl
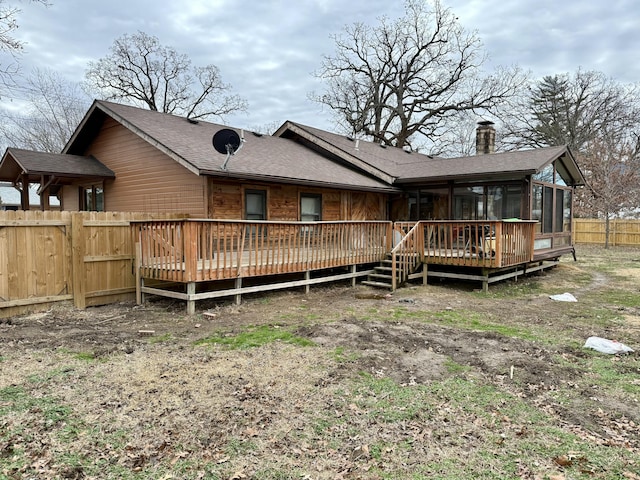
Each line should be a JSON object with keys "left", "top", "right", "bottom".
{"left": 244, "top": 189, "right": 267, "bottom": 220}
{"left": 300, "top": 193, "right": 322, "bottom": 222}
{"left": 80, "top": 183, "right": 104, "bottom": 212}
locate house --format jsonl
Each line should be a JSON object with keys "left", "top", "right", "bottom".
{"left": 275, "top": 121, "right": 584, "bottom": 260}
{"left": 0, "top": 100, "right": 585, "bottom": 308}
{"left": 62, "top": 100, "right": 396, "bottom": 220}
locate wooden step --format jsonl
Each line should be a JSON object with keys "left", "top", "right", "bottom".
{"left": 362, "top": 280, "right": 393, "bottom": 289}
{"left": 369, "top": 273, "right": 393, "bottom": 281}
{"left": 374, "top": 267, "right": 403, "bottom": 277}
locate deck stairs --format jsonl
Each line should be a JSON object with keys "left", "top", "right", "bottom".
{"left": 362, "top": 222, "right": 424, "bottom": 291}
{"left": 362, "top": 252, "right": 423, "bottom": 291}
{"left": 362, "top": 253, "right": 398, "bottom": 290}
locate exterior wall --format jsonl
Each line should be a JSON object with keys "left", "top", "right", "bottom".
{"left": 61, "top": 185, "right": 80, "bottom": 211}
{"left": 67, "top": 118, "right": 207, "bottom": 216}
{"left": 207, "top": 179, "right": 388, "bottom": 221}
{"left": 60, "top": 117, "right": 388, "bottom": 220}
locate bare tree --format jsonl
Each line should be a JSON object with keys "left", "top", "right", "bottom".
{"left": 85, "top": 31, "right": 247, "bottom": 121}
{"left": 247, "top": 120, "right": 283, "bottom": 136}
{"left": 429, "top": 111, "right": 483, "bottom": 157}
{"left": 575, "top": 132, "right": 640, "bottom": 247}
{"left": 0, "top": 68, "right": 90, "bottom": 152}
{"left": 0, "top": 0, "right": 49, "bottom": 93}
{"left": 312, "top": 0, "right": 526, "bottom": 151}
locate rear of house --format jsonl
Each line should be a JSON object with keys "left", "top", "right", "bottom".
{"left": 0, "top": 100, "right": 587, "bottom": 312}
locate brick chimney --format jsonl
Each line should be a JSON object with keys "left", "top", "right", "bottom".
{"left": 476, "top": 120, "right": 495, "bottom": 155}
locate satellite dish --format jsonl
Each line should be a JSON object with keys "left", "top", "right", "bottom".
{"left": 212, "top": 128, "right": 241, "bottom": 155}
{"left": 212, "top": 128, "right": 244, "bottom": 170}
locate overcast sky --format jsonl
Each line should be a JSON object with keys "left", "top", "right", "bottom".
{"left": 3, "top": 0, "right": 639, "bottom": 133}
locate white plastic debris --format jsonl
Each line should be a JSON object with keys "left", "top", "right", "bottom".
{"left": 549, "top": 292, "right": 578, "bottom": 302}
{"left": 584, "top": 336, "right": 634, "bottom": 355}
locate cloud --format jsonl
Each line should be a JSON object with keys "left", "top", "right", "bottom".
{"left": 447, "top": 0, "right": 640, "bottom": 82}
{"left": 2, "top": 0, "right": 637, "bottom": 135}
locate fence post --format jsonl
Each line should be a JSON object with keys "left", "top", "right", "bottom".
{"left": 71, "top": 212, "right": 86, "bottom": 309}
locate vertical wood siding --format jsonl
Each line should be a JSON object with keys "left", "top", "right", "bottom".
{"left": 207, "top": 179, "right": 388, "bottom": 221}
{"left": 81, "top": 119, "right": 207, "bottom": 216}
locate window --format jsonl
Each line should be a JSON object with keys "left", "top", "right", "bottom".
{"left": 453, "top": 186, "right": 484, "bottom": 220}
{"left": 532, "top": 180, "right": 572, "bottom": 245}
{"left": 300, "top": 194, "right": 322, "bottom": 221}
{"left": 563, "top": 189, "right": 572, "bottom": 232}
{"left": 487, "top": 185, "right": 521, "bottom": 219}
{"left": 533, "top": 164, "right": 554, "bottom": 183}
{"left": 532, "top": 184, "right": 543, "bottom": 233}
{"left": 245, "top": 189, "right": 266, "bottom": 220}
{"left": 418, "top": 188, "right": 449, "bottom": 219}
{"left": 555, "top": 189, "right": 565, "bottom": 233}
{"left": 80, "top": 184, "right": 104, "bottom": 211}
{"left": 543, "top": 186, "right": 554, "bottom": 233}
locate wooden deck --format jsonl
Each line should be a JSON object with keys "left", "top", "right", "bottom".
{"left": 132, "top": 219, "right": 541, "bottom": 312}
{"left": 132, "top": 220, "right": 391, "bottom": 313}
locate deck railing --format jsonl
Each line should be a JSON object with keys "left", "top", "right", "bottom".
{"left": 133, "top": 219, "right": 392, "bottom": 283}
{"left": 391, "top": 222, "right": 424, "bottom": 290}
{"left": 419, "top": 220, "right": 536, "bottom": 268}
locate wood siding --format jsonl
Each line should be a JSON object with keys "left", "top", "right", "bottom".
{"left": 71, "top": 118, "right": 207, "bottom": 216}
{"left": 60, "top": 117, "right": 388, "bottom": 221}
{"left": 207, "top": 179, "right": 387, "bottom": 221}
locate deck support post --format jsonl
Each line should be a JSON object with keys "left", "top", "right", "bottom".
{"left": 186, "top": 282, "right": 196, "bottom": 314}
{"left": 235, "top": 278, "right": 242, "bottom": 305}
{"left": 304, "top": 271, "right": 311, "bottom": 294}
{"left": 422, "top": 263, "right": 428, "bottom": 285}
{"left": 139, "top": 278, "right": 146, "bottom": 305}
{"left": 351, "top": 265, "right": 357, "bottom": 287}
{"left": 481, "top": 269, "right": 489, "bottom": 293}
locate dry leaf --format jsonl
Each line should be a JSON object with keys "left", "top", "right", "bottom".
{"left": 553, "top": 455, "right": 572, "bottom": 467}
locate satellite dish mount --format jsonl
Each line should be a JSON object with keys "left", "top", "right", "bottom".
{"left": 212, "top": 128, "right": 245, "bottom": 170}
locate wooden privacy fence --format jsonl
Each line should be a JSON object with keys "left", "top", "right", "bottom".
{"left": 0, "top": 210, "right": 186, "bottom": 318}
{"left": 573, "top": 219, "right": 640, "bottom": 246}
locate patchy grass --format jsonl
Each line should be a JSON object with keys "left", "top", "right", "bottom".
{"left": 194, "top": 324, "right": 315, "bottom": 349}
{"left": 148, "top": 332, "right": 174, "bottom": 344}
{"left": 1, "top": 245, "right": 639, "bottom": 479}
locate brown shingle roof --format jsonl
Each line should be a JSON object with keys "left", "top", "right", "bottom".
{"left": 62, "top": 100, "right": 584, "bottom": 189}
{"left": 392, "top": 146, "right": 571, "bottom": 183}
{"left": 65, "top": 101, "right": 398, "bottom": 193}
{"left": 279, "top": 122, "right": 584, "bottom": 185}
{"left": 0, "top": 148, "right": 115, "bottom": 182}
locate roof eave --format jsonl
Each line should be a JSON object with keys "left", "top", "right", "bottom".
{"left": 66, "top": 100, "right": 201, "bottom": 177}
{"left": 560, "top": 146, "right": 586, "bottom": 186}
{"left": 201, "top": 169, "right": 399, "bottom": 193}
{"left": 395, "top": 169, "right": 536, "bottom": 184}
{"left": 277, "top": 122, "right": 396, "bottom": 185}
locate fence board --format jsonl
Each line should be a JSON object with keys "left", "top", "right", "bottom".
{"left": 0, "top": 210, "right": 187, "bottom": 317}
{"left": 573, "top": 219, "right": 640, "bottom": 246}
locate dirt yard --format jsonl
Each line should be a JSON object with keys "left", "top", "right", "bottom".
{"left": 1, "top": 245, "right": 639, "bottom": 479}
